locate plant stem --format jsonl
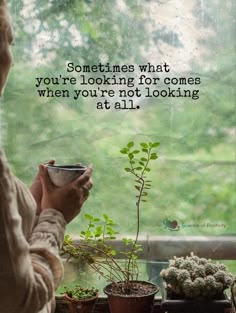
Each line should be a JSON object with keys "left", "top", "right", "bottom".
{"left": 126, "top": 146, "right": 152, "bottom": 281}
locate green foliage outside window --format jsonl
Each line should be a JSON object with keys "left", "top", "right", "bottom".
{"left": 3, "top": 0, "right": 235, "bottom": 237}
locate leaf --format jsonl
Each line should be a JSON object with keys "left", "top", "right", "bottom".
{"left": 150, "top": 155, "right": 158, "bottom": 160}
{"left": 128, "top": 153, "right": 134, "bottom": 160}
{"left": 139, "top": 161, "right": 144, "bottom": 166}
{"left": 132, "top": 150, "right": 140, "bottom": 154}
{"left": 84, "top": 214, "right": 93, "bottom": 221}
{"left": 140, "top": 143, "right": 148, "bottom": 148}
{"left": 135, "top": 167, "right": 142, "bottom": 170}
{"left": 141, "top": 157, "right": 147, "bottom": 162}
{"left": 141, "top": 199, "right": 148, "bottom": 202}
{"left": 103, "top": 214, "right": 109, "bottom": 221}
{"left": 85, "top": 230, "right": 92, "bottom": 237}
{"left": 110, "top": 250, "right": 116, "bottom": 256}
{"left": 107, "top": 220, "right": 116, "bottom": 226}
{"left": 120, "top": 149, "right": 128, "bottom": 154}
{"left": 93, "top": 218, "right": 100, "bottom": 222}
{"left": 135, "top": 185, "right": 141, "bottom": 191}
{"left": 125, "top": 167, "right": 131, "bottom": 172}
{"left": 142, "top": 148, "right": 148, "bottom": 153}
{"left": 150, "top": 153, "right": 158, "bottom": 160}
{"left": 135, "top": 179, "right": 142, "bottom": 184}
{"left": 152, "top": 142, "right": 160, "bottom": 147}
{"left": 145, "top": 168, "right": 151, "bottom": 172}
{"left": 64, "top": 234, "right": 70, "bottom": 241}
{"left": 95, "top": 226, "right": 102, "bottom": 234}
{"left": 127, "top": 141, "right": 134, "bottom": 148}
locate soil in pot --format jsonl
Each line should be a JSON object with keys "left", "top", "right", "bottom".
{"left": 65, "top": 293, "right": 98, "bottom": 313}
{"left": 104, "top": 281, "right": 158, "bottom": 313}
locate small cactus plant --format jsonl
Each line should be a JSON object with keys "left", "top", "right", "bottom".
{"left": 160, "top": 252, "right": 234, "bottom": 299}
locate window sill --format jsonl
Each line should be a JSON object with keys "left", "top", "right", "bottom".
{"left": 55, "top": 296, "right": 232, "bottom": 313}
{"left": 55, "top": 296, "right": 162, "bottom": 313}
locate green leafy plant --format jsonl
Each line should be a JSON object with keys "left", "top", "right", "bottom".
{"left": 63, "top": 285, "right": 98, "bottom": 300}
{"left": 62, "top": 141, "right": 160, "bottom": 292}
{"left": 120, "top": 141, "right": 159, "bottom": 281}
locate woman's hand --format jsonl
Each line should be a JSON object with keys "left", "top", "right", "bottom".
{"left": 30, "top": 160, "right": 55, "bottom": 215}
{"left": 39, "top": 164, "right": 93, "bottom": 223}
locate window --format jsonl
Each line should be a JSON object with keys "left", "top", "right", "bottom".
{"left": 3, "top": 0, "right": 236, "bottom": 291}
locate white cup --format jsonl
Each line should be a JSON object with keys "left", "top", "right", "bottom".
{"left": 46, "top": 164, "right": 87, "bottom": 187}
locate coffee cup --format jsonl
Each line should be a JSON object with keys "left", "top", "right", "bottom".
{"left": 46, "top": 164, "right": 87, "bottom": 187}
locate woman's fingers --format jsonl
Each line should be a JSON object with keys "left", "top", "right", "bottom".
{"left": 72, "top": 164, "right": 93, "bottom": 188}
{"left": 44, "top": 159, "right": 55, "bottom": 166}
{"left": 39, "top": 164, "right": 55, "bottom": 192}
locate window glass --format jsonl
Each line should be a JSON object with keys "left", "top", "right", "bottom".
{"left": 3, "top": 0, "right": 235, "bottom": 239}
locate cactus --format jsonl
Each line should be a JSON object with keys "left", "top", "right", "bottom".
{"left": 193, "top": 265, "right": 206, "bottom": 278}
{"left": 160, "top": 253, "right": 235, "bottom": 299}
{"left": 178, "top": 269, "right": 191, "bottom": 283}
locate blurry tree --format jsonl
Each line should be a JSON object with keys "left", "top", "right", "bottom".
{"left": 2, "top": 0, "right": 235, "bottom": 236}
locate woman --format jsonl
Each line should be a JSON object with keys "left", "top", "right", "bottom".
{"left": 0, "top": 1, "right": 93, "bottom": 312}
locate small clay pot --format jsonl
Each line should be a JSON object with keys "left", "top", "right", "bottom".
{"left": 65, "top": 292, "right": 98, "bottom": 313}
{"left": 104, "top": 281, "right": 158, "bottom": 313}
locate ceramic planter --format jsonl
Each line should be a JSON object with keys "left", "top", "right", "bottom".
{"left": 104, "top": 280, "right": 158, "bottom": 313}
{"left": 65, "top": 292, "right": 98, "bottom": 313}
{"left": 161, "top": 286, "right": 231, "bottom": 313}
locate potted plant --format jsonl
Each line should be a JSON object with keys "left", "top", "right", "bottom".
{"left": 160, "top": 252, "right": 234, "bottom": 313}
{"left": 62, "top": 141, "right": 160, "bottom": 313}
{"left": 63, "top": 285, "right": 99, "bottom": 313}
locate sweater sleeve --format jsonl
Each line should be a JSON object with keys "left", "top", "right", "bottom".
{"left": 0, "top": 150, "right": 67, "bottom": 313}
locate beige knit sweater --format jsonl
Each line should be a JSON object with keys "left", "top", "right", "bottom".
{"left": 0, "top": 150, "right": 67, "bottom": 313}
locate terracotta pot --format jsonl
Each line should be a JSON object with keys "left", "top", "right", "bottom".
{"left": 104, "top": 281, "right": 158, "bottom": 313}
{"left": 65, "top": 292, "right": 98, "bottom": 313}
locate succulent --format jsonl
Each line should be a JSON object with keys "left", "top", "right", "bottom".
{"left": 179, "top": 259, "right": 195, "bottom": 272}
{"left": 178, "top": 269, "right": 191, "bottom": 282}
{"left": 217, "top": 263, "right": 227, "bottom": 271}
{"left": 170, "top": 256, "right": 184, "bottom": 268}
{"left": 188, "top": 254, "right": 200, "bottom": 264}
{"left": 204, "top": 275, "right": 216, "bottom": 287}
{"left": 63, "top": 285, "right": 98, "bottom": 300}
{"left": 163, "top": 267, "right": 179, "bottom": 284}
{"left": 161, "top": 253, "right": 235, "bottom": 299}
{"left": 205, "top": 263, "right": 218, "bottom": 275}
{"left": 193, "top": 265, "right": 206, "bottom": 278}
{"left": 182, "top": 279, "right": 194, "bottom": 298}
{"left": 214, "top": 270, "right": 227, "bottom": 283}
{"left": 198, "top": 257, "right": 208, "bottom": 265}
{"left": 193, "top": 277, "right": 205, "bottom": 290}
{"left": 192, "top": 277, "right": 205, "bottom": 297}
{"left": 224, "top": 274, "right": 234, "bottom": 286}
